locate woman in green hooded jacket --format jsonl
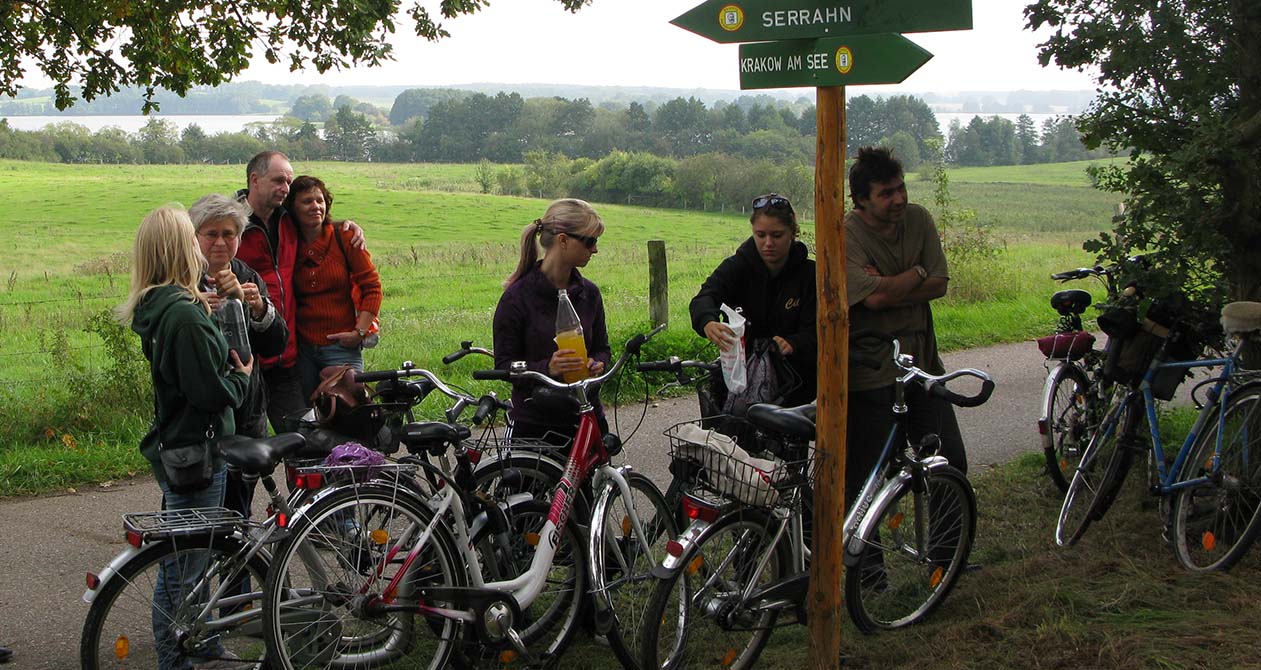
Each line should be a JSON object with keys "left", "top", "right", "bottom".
{"left": 115, "top": 204, "right": 252, "bottom": 670}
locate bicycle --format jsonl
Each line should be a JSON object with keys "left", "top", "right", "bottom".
{"left": 639, "top": 331, "right": 994, "bottom": 670}
{"left": 1055, "top": 300, "right": 1261, "bottom": 571}
{"left": 80, "top": 432, "right": 337, "bottom": 669}
{"left": 1037, "top": 261, "right": 1130, "bottom": 492}
{"left": 258, "top": 326, "right": 680, "bottom": 669}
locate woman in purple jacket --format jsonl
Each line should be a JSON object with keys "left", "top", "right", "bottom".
{"left": 493, "top": 198, "right": 612, "bottom": 444}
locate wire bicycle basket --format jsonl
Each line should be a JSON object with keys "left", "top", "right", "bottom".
{"left": 665, "top": 417, "right": 814, "bottom": 509}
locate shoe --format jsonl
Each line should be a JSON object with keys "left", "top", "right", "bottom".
{"left": 0, "top": 646, "right": 12, "bottom": 664}
{"left": 191, "top": 648, "right": 242, "bottom": 669}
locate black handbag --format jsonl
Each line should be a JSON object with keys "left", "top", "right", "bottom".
{"left": 149, "top": 346, "right": 216, "bottom": 494}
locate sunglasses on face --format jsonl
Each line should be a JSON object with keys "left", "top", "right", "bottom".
{"left": 752, "top": 195, "right": 792, "bottom": 210}
{"left": 566, "top": 232, "right": 599, "bottom": 250}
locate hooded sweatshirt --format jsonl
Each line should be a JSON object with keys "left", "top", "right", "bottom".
{"left": 689, "top": 237, "right": 817, "bottom": 405}
{"left": 132, "top": 285, "right": 250, "bottom": 480}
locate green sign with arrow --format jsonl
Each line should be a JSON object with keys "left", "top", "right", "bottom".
{"left": 672, "top": 0, "right": 971, "bottom": 44}
{"left": 737, "top": 34, "right": 932, "bottom": 89}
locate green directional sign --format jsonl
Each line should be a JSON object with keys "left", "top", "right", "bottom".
{"left": 672, "top": 0, "right": 971, "bottom": 44}
{"left": 738, "top": 34, "right": 932, "bottom": 90}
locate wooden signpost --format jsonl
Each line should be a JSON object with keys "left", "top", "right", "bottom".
{"left": 671, "top": 3, "right": 971, "bottom": 668}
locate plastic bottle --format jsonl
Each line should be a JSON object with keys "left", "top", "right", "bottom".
{"left": 554, "top": 289, "right": 589, "bottom": 383}
{"left": 213, "top": 297, "right": 252, "bottom": 365}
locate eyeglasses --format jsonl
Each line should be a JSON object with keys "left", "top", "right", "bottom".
{"left": 565, "top": 232, "right": 599, "bottom": 250}
{"left": 752, "top": 195, "right": 792, "bottom": 210}
{"left": 198, "top": 230, "right": 239, "bottom": 243}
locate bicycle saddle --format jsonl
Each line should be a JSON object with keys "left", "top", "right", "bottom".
{"left": 1050, "top": 289, "right": 1093, "bottom": 316}
{"left": 1221, "top": 301, "right": 1261, "bottom": 336}
{"left": 400, "top": 421, "right": 472, "bottom": 456}
{"left": 217, "top": 432, "right": 308, "bottom": 476}
{"left": 746, "top": 402, "right": 816, "bottom": 441}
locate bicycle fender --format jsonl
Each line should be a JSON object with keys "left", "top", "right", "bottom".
{"left": 651, "top": 518, "right": 713, "bottom": 579}
{"left": 468, "top": 493, "right": 534, "bottom": 539}
{"left": 843, "top": 455, "right": 951, "bottom": 567}
{"left": 82, "top": 544, "right": 144, "bottom": 603}
{"left": 1038, "top": 362, "right": 1074, "bottom": 428}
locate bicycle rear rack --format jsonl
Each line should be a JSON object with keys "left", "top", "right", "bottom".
{"left": 123, "top": 507, "right": 244, "bottom": 541}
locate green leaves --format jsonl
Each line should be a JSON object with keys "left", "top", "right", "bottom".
{"left": 1, "top": 0, "right": 588, "bottom": 112}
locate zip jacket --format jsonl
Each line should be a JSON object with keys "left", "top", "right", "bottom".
{"left": 234, "top": 191, "right": 298, "bottom": 370}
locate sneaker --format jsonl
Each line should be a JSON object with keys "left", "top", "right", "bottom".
{"left": 191, "top": 649, "right": 243, "bottom": 669}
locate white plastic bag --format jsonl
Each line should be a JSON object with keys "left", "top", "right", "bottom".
{"left": 718, "top": 303, "right": 747, "bottom": 394}
{"left": 675, "top": 423, "right": 781, "bottom": 506}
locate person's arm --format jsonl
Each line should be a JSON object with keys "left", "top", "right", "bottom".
{"left": 587, "top": 287, "right": 612, "bottom": 374}
{"left": 689, "top": 255, "right": 742, "bottom": 346}
{"left": 327, "top": 229, "right": 383, "bottom": 347}
{"left": 340, "top": 220, "right": 365, "bottom": 249}
{"left": 492, "top": 292, "right": 552, "bottom": 377}
{"left": 860, "top": 266, "right": 943, "bottom": 311}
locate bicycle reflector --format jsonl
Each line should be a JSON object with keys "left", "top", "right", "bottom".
{"left": 86, "top": 572, "right": 100, "bottom": 590}
{"left": 682, "top": 494, "right": 720, "bottom": 524}
{"left": 125, "top": 530, "right": 144, "bottom": 548}
{"left": 1037, "top": 419, "right": 1049, "bottom": 435}
{"left": 292, "top": 471, "right": 324, "bottom": 489}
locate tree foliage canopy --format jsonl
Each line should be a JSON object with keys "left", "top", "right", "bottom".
{"left": 0, "top": 0, "right": 590, "bottom": 112}
{"left": 1026, "top": 0, "right": 1261, "bottom": 305}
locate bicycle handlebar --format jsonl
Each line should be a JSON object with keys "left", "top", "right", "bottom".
{"left": 442, "top": 340, "right": 494, "bottom": 365}
{"left": 635, "top": 357, "right": 720, "bottom": 373}
{"left": 851, "top": 332, "right": 995, "bottom": 409}
{"left": 353, "top": 364, "right": 469, "bottom": 405}
{"left": 927, "top": 374, "right": 996, "bottom": 408}
{"left": 474, "top": 324, "right": 668, "bottom": 391}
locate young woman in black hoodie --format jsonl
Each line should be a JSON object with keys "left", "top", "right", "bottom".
{"left": 689, "top": 194, "right": 817, "bottom": 406}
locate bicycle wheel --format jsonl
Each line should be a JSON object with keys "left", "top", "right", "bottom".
{"left": 262, "top": 486, "right": 465, "bottom": 670}
{"left": 472, "top": 450, "right": 590, "bottom": 514}
{"left": 639, "top": 508, "right": 790, "bottom": 670}
{"left": 590, "top": 471, "right": 679, "bottom": 670}
{"left": 1171, "top": 383, "right": 1261, "bottom": 571}
{"left": 844, "top": 465, "right": 976, "bottom": 632}
{"left": 1056, "top": 390, "right": 1142, "bottom": 546}
{"left": 464, "top": 499, "right": 587, "bottom": 666}
{"left": 81, "top": 533, "right": 271, "bottom": 670}
{"left": 1043, "top": 363, "right": 1092, "bottom": 492}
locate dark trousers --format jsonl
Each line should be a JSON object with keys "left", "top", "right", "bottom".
{"left": 844, "top": 383, "right": 966, "bottom": 511}
{"left": 263, "top": 365, "right": 307, "bottom": 435}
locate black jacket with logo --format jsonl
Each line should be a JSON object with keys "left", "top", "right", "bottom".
{"left": 689, "top": 237, "right": 817, "bottom": 404}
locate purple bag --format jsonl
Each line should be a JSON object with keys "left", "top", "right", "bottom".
{"left": 323, "top": 442, "right": 386, "bottom": 468}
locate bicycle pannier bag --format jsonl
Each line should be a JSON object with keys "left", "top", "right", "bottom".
{"left": 311, "top": 364, "right": 371, "bottom": 430}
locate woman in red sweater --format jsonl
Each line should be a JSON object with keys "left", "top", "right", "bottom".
{"left": 285, "top": 176, "right": 383, "bottom": 400}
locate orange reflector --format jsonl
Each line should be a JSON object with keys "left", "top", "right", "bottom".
{"left": 526, "top": 532, "right": 540, "bottom": 546}
{"left": 500, "top": 649, "right": 518, "bottom": 664}
{"left": 370, "top": 529, "right": 389, "bottom": 545}
{"left": 114, "top": 635, "right": 130, "bottom": 660}
{"left": 622, "top": 515, "right": 633, "bottom": 537}
{"left": 722, "top": 648, "right": 738, "bottom": 667}
{"left": 1202, "top": 531, "right": 1217, "bottom": 552}
{"left": 887, "top": 512, "right": 904, "bottom": 531}
{"left": 687, "top": 555, "right": 704, "bottom": 576}
{"left": 930, "top": 566, "right": 944, "bottom": 588}
{"left": 1060, "top": 458, "right": 1069, "bottom": 470}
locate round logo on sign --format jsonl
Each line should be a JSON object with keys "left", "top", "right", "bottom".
{"left": 718, "top": 4, "right": 744, "bottom": 32}
{"left": 835, "top": 46, "right": 854, "bottom": 74}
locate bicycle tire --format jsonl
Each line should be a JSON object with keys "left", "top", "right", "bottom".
{"left": 462, "top": 499, "right": 588, "bottom": 667}
{"left": 844, "top": 465, "right": 977, "bottom": 632}
{"left": 262, "top": 486, "right": 465, "bottom": 670}
{"left": 639, "top": 508, "right": 790, "bottom": 670}
{"left": 81, "top": 533, "right": 271, "bottom": 670}
{"left": 1171, "top": 382, "right": 1261, "bottom": 571}
{"left": 1043, "top": 363, "right": 1092, "bottom": 493}
{"left": 1056, "top": 390, "right": 1142, "bottom": 546}
{"left": 589, "top": 471, "right": 679, "bottom": 670}
{"left": 472, "top": 450, "right": 591, "bottom": 516}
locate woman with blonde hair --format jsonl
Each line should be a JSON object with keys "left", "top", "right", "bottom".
{"left": 493, "top": 198, "right": 612, "bottom": 443}
{"left": 117, "top": 204, "right": 252, "bottom": 669}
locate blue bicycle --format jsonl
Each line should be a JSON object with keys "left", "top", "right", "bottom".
{"left": 1056, "top": 300, "right": 1261, "bottom": 571}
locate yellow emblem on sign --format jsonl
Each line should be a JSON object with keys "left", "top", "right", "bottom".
{"left": 835, "top": 46, "right": 854, "bottom": 74}
{"left": 718, "top": 4, "right": 745, "bottom": 32}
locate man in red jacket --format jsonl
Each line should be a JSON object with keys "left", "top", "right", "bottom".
{"left": 235, "top": 151, "right": 363, "bottom": 432}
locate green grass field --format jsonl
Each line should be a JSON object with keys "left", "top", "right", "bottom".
{"left": 0, "top": 158, "right": 1117, "bottom": 493}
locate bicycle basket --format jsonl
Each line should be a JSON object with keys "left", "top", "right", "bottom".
{"left": 665, "top": 418, "right": 813, "bottom": 509}
{"left": 1036, "top": 331, "right": 1096, "bottom": 360}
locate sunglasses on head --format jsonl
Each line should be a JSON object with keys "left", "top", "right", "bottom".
{"left": 565, "top": 232, "right": 599, "bottom": 249}
{"left": 752, "top": 195, "right": 791, "bottom": 210}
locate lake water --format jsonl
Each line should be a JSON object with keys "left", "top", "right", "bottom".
{"left": 2, "top": 111, "right": 1072, "bottom": 137}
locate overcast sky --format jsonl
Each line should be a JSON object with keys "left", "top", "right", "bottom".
{"left": 237, "top": 0, "right": 1099, "bottom": 94}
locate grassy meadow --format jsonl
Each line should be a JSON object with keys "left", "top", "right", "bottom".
{"left": 0, "top": 158, "right": 1120, "bottom": 494}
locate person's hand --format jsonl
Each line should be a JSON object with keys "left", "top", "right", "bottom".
{"left": 862, "top": 264, "right": 882, "bottom": 277}
{"left": 239, "top": 282, "right": 266, "bottom": 318}
{"left": 229, "top": 350, "right": 253, "bottom": 377}
{"left": 548, "top": 349, "right": 587, "bottom": 378}
{"left": 703, "top": 320, "right": 737, "bottom": 353}
{"left": 341, "top": 220, "right": 366, "bottom": 250}
{"left": 203, "top": 291, "right": 223, "bottom": 311}
{"left": 773, "top": 336, "right": 794, "bottom": 357}
{"left": 327, "top": 331, "right": 364, "bottom": 348}
{"left": 214, "top": 268, "right": 246, "bottom": 301}
{"left": 587, "top": 359, "right": 606, "bottom": 376}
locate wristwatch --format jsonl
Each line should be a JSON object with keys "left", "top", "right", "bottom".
{"left": 914, "top": 265, "right": 928, "bottom": 280}
{"left": 356, "top": 327, "right": 369, "bottom": 338}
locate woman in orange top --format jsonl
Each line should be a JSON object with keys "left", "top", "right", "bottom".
{"left": 285, "top": 176, "right": 383, "bottom": 400}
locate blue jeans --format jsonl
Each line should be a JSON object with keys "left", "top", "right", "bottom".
{"left": 153, "top": 467, "right": 227, "bottom": 670}
{"left": 298, "top": 342, "right": 364, "bottom": 401}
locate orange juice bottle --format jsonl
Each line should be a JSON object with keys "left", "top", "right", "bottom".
{"left": 555, "top": 289, "right": 589, "bottom": 383}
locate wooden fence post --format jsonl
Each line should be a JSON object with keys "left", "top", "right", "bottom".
{"left": 648, "top": 240, "right": 668, "bottom": 327}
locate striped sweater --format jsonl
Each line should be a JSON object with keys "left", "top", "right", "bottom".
{"left": 294, "top": 223, "right": 383, "bottom": 347}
